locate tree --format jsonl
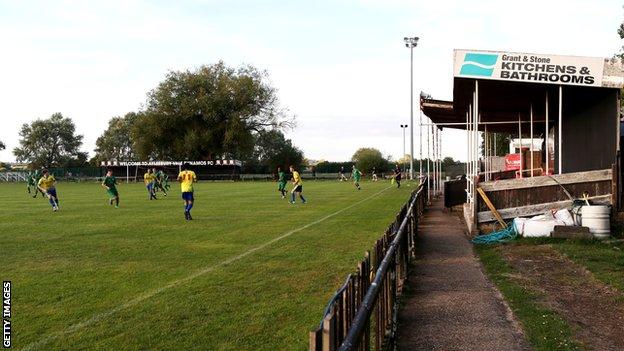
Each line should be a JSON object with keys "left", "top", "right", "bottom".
{"left": 243, "top": 130, "right": 304, "bottom": 173}
{"left": 13, "top": 113, "right": 86, "bottom": 168}
{"left": 351, "top": 148, "right": 390, "bottom": 173}
{"left": 616, "top": 18, "right": 624, "bottom": 108}
{"left": 618, "top": 16, "right": 624, "bottom": 60}
{"left": 481, "top": 133, "right": 509, "bottom": 157}
{"left": 0, "top": 140, "right": 5, "bottom": 150}
{"left": 397, "top": 154, "right": 411, "bottom": 165}
{"left": 93, "top": 112, "right": 139, "bottom": 164}
{"left": 442, "top": 157, "right": 457, "bottom": 167}
{"left": 314, "top": 161, "right": 354, "bottom": 173}
{"left": 132, "top": 62, "right": 293, "bottom": 160}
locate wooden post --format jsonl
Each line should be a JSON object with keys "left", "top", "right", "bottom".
{"left": 322, "top": 308, "right": 336, "bottom": 351}
{"left": 309, "top": 328, "right": 322, "bottom": 350}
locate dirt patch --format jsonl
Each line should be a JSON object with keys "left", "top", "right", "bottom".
{"left": 500, "top": 244, "right": 624, "bottom": 351}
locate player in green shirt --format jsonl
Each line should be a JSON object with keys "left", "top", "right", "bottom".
{"left": 277, "top": 166, "right": 287, "bottom": 199}
{"left": 162, "top": 172, "right": 171, "bottom": 192}
{"left": 101, "top": 169, "right": 119, "bottom": 208}
{"left": 352, "top": 166, "right": 362, "bottom": 190}
{"left": 153, "top": 168, "right": 168, "bottom": 196}
{"left": 27, "top": 170, "right": 44, "bottom": 198}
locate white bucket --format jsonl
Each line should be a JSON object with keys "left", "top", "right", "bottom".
{"left": 581, "top": 205, "right": 611, "bottom": 239}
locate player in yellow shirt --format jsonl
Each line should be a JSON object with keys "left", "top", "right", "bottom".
{"left": 37, "top": 169, "right": 59, "bottom": 211}
{"left": 144, "top": 168, "right": 157, "bottom": 200}
{"left": 289, "top": 165, "right": 306, "bottom": 204}
{"left": 177, "top": 163, "right": 197, "bottom": 220}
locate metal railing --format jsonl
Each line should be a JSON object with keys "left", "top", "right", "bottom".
{"left": 309, "top": 181, "right": 427, "bottom": 351}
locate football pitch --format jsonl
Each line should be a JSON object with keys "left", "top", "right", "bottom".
{"left": 0, "top": 180, "right": 413, "bottom": 350}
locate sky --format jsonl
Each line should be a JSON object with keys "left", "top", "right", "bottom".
{"left": 0, "top": 0, "right": 622, "bottom": 163}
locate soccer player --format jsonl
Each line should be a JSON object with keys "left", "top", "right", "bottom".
{"left": 144, "top": 168, "right": 157, "bottom": 200}
{"left": 101, "top": 169, "right": 119, "bottom": 208}
{"left": 177, "top": 163, "right": 197, "bottom": 220}
{"left": 27, "top": 171, "right": 36, "bottom": 195}
{"left": 277, "top": 166, "right": 287, "bottom": 199}
{"left": 394, "top": 165, "right": 402, "bottom": 189}
{"left": 162, "top": 172, "right": 171, "bottom": 192}
{"left": 289, "top": 165, "right": 306, "bottom": 204}
{"left": 352, "top": 166, "right": 362, "bottom": 190}
{"left": 154, "top": 168, "right": 168, "bottom": 196}
{"left": 27, "top": 170, "right": 44, "bottom": 198}
{"left": 37, "top": 169, "right": 59, "bottom": 211}
{"left": 339, "top": 166, "right": 348, "bottom": 181}
{"left": 371, "top": 167, "right": 378, "bottom": 182}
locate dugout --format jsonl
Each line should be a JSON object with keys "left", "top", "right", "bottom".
{"left": 101, "top": 160, "right": 242, "bottom": 181}
{"left": 420, "top": 49, "right": 624, "bottom": 233}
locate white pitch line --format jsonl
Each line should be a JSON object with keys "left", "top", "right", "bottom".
{"left": 22, "top": 186, "right": 391, "bottom": 351}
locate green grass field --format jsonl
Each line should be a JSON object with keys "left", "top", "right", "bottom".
{"left": 0, "top": 180, "right": 412, "bottom": 350}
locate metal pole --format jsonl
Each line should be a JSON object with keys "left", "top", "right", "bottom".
{"left": 494, "top": 133, "right": 497, "bottom": 157}
{"left": 519, "top": 113, "right": 523, "bottom": 179}
{"left": 419, "top": 107, "right": 423, "bottom": 180}
{"left": 427, "top": 118, "right": 431, "bottom": 203}
{"left": 475, "top": 80, "right": 479, "bottom": 204}
{"left": 409, "top": 46, "right": 414, "bottom": 180}
{"left": 438, "top": 127, "right": 441, "bottom": 193}
{"left": 466, "top": 107, "right": 471, "bottom": 203}
{"left": 402, "top": 126, "right": 406, "bottom": 172}
{"left": 432, "top": 124, "right": 436, "bottom": 196}
{"left": 530, "top": 103, "right": 534, "bottom": 177}
{"left": 558, "top": 85, "right": 563, "bottom": 174}
{"left": 436, "top": 127, "right": 442, "bottom": 195}
{"left": 485, "top": 125, "right": 488, "bottom": 181}
{"left": 421, "top": 120, "right": 550, "bottom": 126}
{"left": 439, "top": 128, "right": 442, "bottom": 193}
{"left": 437, "top": 127, "right": 440, "bottom": 194}
{"left": 546, "top": 90, "right": 549, "bottom": 175}
{"left": 487, "top": 126, "right": 490, "bottom": 181}
{"left": 469, "top": 106, "right": 472, "bottom": 184}
{"left": 126, "top": 164, "right": 129, "bottom": 183}
{"left": 466, "top": 111, "right": 469, "bottom": 176}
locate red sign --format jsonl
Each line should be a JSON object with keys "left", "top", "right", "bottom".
{"left": 504, "top": 153, "right": 522, "bottom": 171}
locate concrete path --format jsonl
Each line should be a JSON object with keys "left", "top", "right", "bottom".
{"left": 397, "top": 197, "right": 529, "bottom": 351}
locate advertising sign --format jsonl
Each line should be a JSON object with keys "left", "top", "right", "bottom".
{"left": 454, "top": 49, "right": 604, "bottom": 87}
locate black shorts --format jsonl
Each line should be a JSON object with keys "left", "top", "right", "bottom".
{"left": 293, "top": 185, "right": 303, "bottom": 192}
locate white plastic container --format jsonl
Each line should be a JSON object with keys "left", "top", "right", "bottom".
{"left": 581, "top": 205, "right": 611, "bottom": 239}
{"left": 513, "top": 209, "right": 575, "bottom": 237}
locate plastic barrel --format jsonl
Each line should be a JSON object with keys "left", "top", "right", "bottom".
{"left": 581, "top": 205, "right": 610, "bottom": 239}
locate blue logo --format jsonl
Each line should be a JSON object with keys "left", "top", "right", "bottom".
{"left": 459, "top": 53, "right": 498, "bottom": 76}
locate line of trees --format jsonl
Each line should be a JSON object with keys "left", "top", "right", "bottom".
{"left": 94, "top": 62, "right": 303, "bottom": 172}
{"left": 11, "top": 62, "right": 305, "bottom": 171}
{"left": 7, "top": 61, "right": 462, "bottom": 173}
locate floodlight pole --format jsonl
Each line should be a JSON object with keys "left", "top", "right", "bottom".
{"left": 404, "top": 36, "right": 419, "bottom": 180}
{"left": 400, "top": 125, "right": 408, "bottom": 172}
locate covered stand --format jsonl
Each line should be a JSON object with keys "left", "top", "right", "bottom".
{"left": 421, "top": 49, "right": 624, "bottom": 233}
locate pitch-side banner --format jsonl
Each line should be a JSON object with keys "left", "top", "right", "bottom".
{"left": 453, "top": 49, "right": 604, "bottom": 87}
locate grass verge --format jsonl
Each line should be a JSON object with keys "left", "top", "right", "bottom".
{"left": 553, "top": 240, "right": 624, "bottom": 295}
{"left": 475, "top": 244, "right": 581, "bottom": 351}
